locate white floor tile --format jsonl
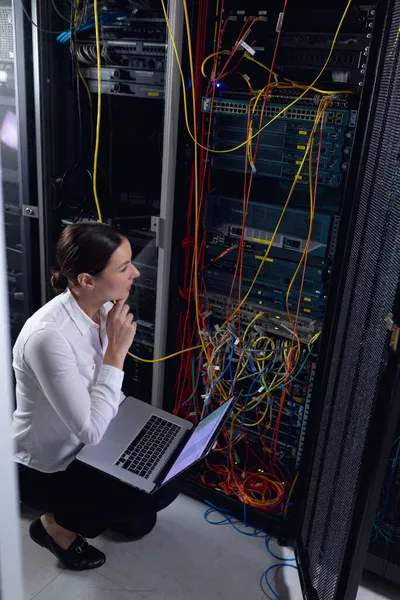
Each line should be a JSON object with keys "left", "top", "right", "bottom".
{"left": 20, "top": 494, "right": 400, "bottom": 600}
{"left": 94, "top": 532, "right": 188, "bottom": 597}
{"left": 95, "top": 495, "right": 289, "bottom": 600}
{"left": 32, "top": 570, "right": 140, "bottom": 600}
{"left": 20, "top": 527, "right": 62, "bottom": 600}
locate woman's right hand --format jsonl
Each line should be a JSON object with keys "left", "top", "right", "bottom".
{"left": 104, "top": 299, "right": 137, "bottom": 369}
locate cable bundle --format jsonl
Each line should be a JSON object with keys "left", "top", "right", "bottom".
{"left": 56, "top": 12, "right": 128, "bottom": 44}
{"left": 161, "top": 0, "right": 353, "bottom": 515}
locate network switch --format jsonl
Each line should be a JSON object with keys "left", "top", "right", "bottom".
{"left": 202, "top": 98, "right": 355, "bottom": 186}
{"left": 206, "top": 232, "right": 328, "bottom": 269}
{"left": 205, "top": 270, "right": 325, "bottom": 320}
{"left": 212, "top": 154, "right": 343, "bottom": 187}
{"left": 81, "top": 66, "right": 164, "bottom": 86}
{"left": 86, "top": 79, "right": 164, "bottom": 99}
{"left": 207, "top": 292, "right": 320, "bottom": 343}
{"left": 206, "top": 194, "right": 333, "bottom": 258}
{"left": 206, "top": 243, "right": 325, "bottom": 296}
{"left": 216, "top": 125, "right": 351, "bottom": 158}
{"left": 202, "top": 98, "right": 356, "bottom": 128}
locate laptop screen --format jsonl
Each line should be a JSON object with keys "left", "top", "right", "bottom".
{"left": 162, "top": 397, "right": 234, "bottom": 485}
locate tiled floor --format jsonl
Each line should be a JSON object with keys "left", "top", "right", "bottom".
{"left": 20, "top": 494, "right": 399, "bottom": 600}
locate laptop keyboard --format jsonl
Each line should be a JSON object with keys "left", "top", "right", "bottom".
{"left": 115, "top": 415, "right": 181, "bottom": 479}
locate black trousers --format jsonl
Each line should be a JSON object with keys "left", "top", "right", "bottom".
{"left": 18, "top": 461, "right": 180, "bottom": 538}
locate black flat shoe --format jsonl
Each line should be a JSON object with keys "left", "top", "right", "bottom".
{"left": 29, "top": 518, "right": 106, "bottom": 571}
{"left": 111, "top": 510, "right": 157, "bottom": 540}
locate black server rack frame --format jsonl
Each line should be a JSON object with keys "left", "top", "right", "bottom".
{"left": 296, "top": 0, "right": 400, "bottom": 596}
{"left": 169, "top": 0, "right": 385, "bottom": 543}
{"left": 33, "top": 1, "right": 170, "bottom": 403}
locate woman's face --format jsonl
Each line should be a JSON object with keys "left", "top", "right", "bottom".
{"left": 94, "top": 237, "right": 140, "bottom": 302}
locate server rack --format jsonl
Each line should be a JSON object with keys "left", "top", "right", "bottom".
{"left": 29, "top": 0, "right": 183, "bottom": 405}
{"left": 1, "top": 0, "right": 41, "bottom": 345}
{"left": 24, "top": 0, "right": 400, "bottom": 598}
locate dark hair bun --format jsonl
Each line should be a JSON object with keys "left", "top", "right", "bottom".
{"left": 50, "top": 268, "right": 68, "bottom": 294}
{"left": 51, "top": 223, "right": 124, "bottom": 293}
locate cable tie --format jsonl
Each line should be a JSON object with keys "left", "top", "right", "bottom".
{"left": 214, "top": 324, "right": 220, "bottom": 333}
{"left": 239, "top": 39, "right": 256, "bottom": 56}
{"left": 189, "top": 412, "right": 197, "bottom": 417}
{"left": 234, "top": 337, "right": 240, "bottom": 346}
{"left": 276, "top": 12, "right": 284, "bottom": 33}
{"left": 258, "top": 386, "right": 265, "bottom": 393}
{"left": 243, "top": 73, "right": 250, "bottom": 81}
{"left": 214, "top": 366, "right": 220, "bottom": 371}
{"left": 242, "top": 471, "right": 246, "bottom": 480}
{"left": 250, "top": 162, "right": 257, "bottom": 174}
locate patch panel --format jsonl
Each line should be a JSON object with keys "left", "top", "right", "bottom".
{"left": 76, "top": 40, "right": 166, "bottom": 70}
{"left": 107, "top": 40, "right": 166, "bottom": 56}
{"left": 93, "top": 22, "right": 166, "bottom": 42}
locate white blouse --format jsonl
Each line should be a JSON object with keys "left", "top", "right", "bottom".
{"left": 12, "top": 288, "right": 125, "bottom": 473}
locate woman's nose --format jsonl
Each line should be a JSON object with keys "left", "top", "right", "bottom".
{"left": 131, "top": 264, "right": 140, "bottom": 279}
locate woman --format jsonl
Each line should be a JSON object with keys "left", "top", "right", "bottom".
{"left": 12, "top": 223, "right": 179, "bottom": 571}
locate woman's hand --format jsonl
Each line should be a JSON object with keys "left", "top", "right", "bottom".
{"left": 104, "top": 299, "right": 137, "bottom": 370}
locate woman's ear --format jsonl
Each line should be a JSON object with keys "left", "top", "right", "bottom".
{"left": 77, "top": 273, "right": 95, "bottom": 290}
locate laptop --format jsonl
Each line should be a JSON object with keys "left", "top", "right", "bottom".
{"left": 77, "top": 396, "right": 235, "bottom": 493}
